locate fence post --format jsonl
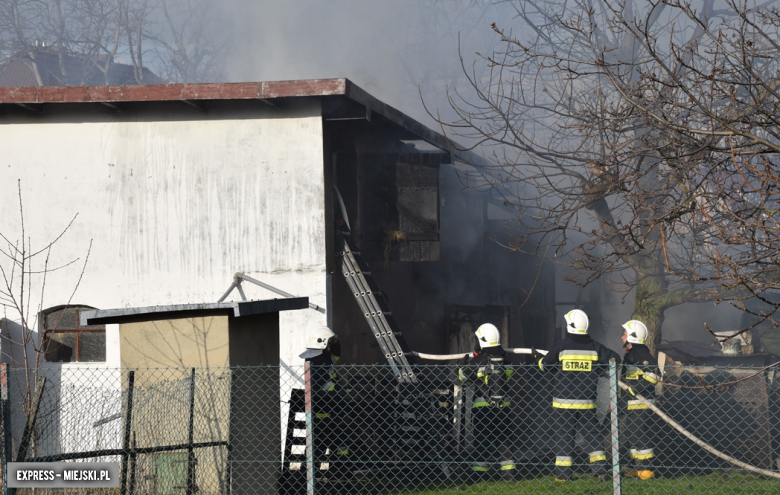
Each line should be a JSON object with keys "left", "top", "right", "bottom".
{"left": 304, "top": 362, "right": 315, "bottom": 495}
{"left": 608, "top": 359, "right": 622, "bottom": 495}
{"left": 186, "top": 368, "right": 197, "bottom": 495}
{"left": 129, "top": 432, "right": 137, "bottom": 495}
{"left": 1, "top": 364, "right": 11, "bottom": 495}
{"left": 120, "top": 370, "right": 135, "bottom": 495}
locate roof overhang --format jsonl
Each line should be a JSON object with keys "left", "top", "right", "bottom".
{"left": 0, "top": 79, "right": 347, "bottom": 103}
{"left": 0, "top": 78, "right": 484, "bottom": 165}
{"left": 80, "top": 297, "right": 309, "bottom": 325}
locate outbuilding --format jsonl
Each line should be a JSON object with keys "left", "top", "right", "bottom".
{"left": 0, "top": 79, "right": 556, "bottom": 371}
{"left": 74, "top": 297, "right": 306, "bottom": 494}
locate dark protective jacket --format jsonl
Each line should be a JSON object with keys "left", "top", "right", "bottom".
{"left": 539, "top": 335, "right": 621, "bottom": 409}
{"left": 458, "top": 346, "right": 514, "bottom": 408}
{"left": 622, "top": 344, "right": 659, "bottom": 409}
{"left": 305, "top": 340, "right": 342, "bottom": 415}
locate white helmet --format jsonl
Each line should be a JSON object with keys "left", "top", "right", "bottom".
{"left": 301, "top": 324, "right": 336, "bottom": 358}
{"left": 565, "top": 309, "right": 589, "bottom": 335}
{"left": 623, "top": 320, "right": 648, "bottom": 345}
{"left": 475, "top": 323, "right": 501, "bottom": 349}
{"left": 306, "top": 325, "right": 335, "bottom": 350}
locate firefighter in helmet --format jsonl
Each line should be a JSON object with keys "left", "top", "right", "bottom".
{"left": 534, "top": 309, "right": 620, "bottom": 482}
{"left": 458, "top": 323, "right": 516, "bottom": 480}
{"left": 621, "top": 320, "right": 659, "bottom": 480}
{"left": 300, "top": 325, "right": 350, "bottom": 479}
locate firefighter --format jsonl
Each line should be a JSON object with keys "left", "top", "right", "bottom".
{"left": 458, "top": 323, "right": 516, "bottom": 480}
{"left": 300, "top": 325, "right": 350, "bottom": 479}
{"left": 621, "top": 320, "right": 659, "bottom": 480}
{"left": 533, "top": 309, "right": 620, "bottom": 482}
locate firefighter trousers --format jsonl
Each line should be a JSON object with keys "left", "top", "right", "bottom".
{"left": 471, "top": 406, "right": 515, "bottom": 477}
{"left": 552, "top": 408, "right": 607, "bottom": 479}
{"left": 313, "top": 414, "right": 350, "bottom": 478}
{"left": 624, "top": 408, "right": 654, "bottom": 469}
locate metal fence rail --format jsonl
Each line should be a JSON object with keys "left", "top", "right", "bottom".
{"left": 1, "top": 363, "right": 779, "bottom": 494}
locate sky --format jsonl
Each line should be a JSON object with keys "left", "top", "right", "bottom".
{"left": 224, "top": 0, "right": 511, "bottom": 130}
{"left": 221, "top": 0, "right": 745, "bottom": 344}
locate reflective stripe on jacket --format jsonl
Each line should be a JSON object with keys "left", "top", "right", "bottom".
{"left": 622, "top": 344, "right": 659, "bottom": 399}
{"left": 459, "top": 348, "right": 513, "bottom": 408}
{"left": 540, "top": 335, "right": 621, "bottom": 407}
{"left": 305, "top": 348, "right": 341, "bottom": 414}
{"left": 627, "top": 398, "right": 656, "bottom": 410}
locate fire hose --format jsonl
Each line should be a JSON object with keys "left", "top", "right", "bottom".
{"left": 616, "top": 381, "right": 780, "bottom": 479}
{"left": 411, "top": 349, "right": 780, "bottom": 478}
{"left": 408, "top": 348, "right": 548, "bottom": 360}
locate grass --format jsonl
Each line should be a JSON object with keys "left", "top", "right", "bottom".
{"left": 359, "top": 473, "right": 780, "bottom": 495}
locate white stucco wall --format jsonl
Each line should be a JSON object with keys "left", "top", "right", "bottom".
{"left": 0, "top": 99, "right": 328, "bottom": 372}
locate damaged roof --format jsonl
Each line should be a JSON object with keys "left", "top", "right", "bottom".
{"left": 658, "top": 340, "right": 767, "bottom": 365}
{"left": 0, "top": 78, "right": 478, "bottom": 164}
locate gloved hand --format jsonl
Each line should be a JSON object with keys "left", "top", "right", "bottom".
{"left": 627, "top": 386, "right": 637, "bottom": 397}
{"left": 532, "top": 348, "right": 542, "bottom": 362}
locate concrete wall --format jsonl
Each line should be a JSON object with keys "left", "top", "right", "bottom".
{"left": 0, "top": 99, "right": 329, "bottom": 370}
{"left": 8, "top": 325, "right": 122, "bottom": 460}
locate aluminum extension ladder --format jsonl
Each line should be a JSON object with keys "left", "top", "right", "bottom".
{"left": 335, "top": 231, "right": 417, "bottom": 383}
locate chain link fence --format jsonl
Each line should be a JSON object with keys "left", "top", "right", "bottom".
{"left": 1, "top": 362, "right": 780, "bottom": 494}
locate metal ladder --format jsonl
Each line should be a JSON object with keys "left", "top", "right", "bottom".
{"left": 335, "top": 231, "right": 417, "bottom": 383}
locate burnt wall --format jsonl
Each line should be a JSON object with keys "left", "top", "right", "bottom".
{"left": 326, "top": 121, "right": 555, "bottom": 363}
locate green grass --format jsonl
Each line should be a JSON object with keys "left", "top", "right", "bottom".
{"left": 363, "top": 473, "right": 780, "bottom": 495}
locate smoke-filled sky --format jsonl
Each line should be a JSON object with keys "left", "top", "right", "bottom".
{"left": 224, "top": 0, "right": 745, "bottom": 345}
{"left": 225, "top": 0, "right": 510, "bottom": 129}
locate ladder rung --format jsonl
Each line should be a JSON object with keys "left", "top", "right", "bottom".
{"left": 336, "top": 232, "right": 416, "bottom": 383}
{"left": 354, "top": 291, "right": 382, "bottom": 297}
{"left": 344, "top": 270, "right": 371, "bottom": 277}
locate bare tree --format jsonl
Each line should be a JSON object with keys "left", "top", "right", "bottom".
{"left": 0, "top": 0, "right": 231, "bottom": 84}
{"left": 386, "top": 0, "right": 506, "bottom": 110}
{"left": 436, "top": 0, "right": 780, "bottom": 354}
{"left": 146, "top": 0, "right": 230, "bottom": 83}
{"left": 0, "top": 181, "right": 91, "bottom": 416}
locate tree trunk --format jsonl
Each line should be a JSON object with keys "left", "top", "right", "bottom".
{"left": 631, "top": 255, "right": 669, "bottom": 357}
{"left": 631, "top": 297, "right": 665, "bottom": 357}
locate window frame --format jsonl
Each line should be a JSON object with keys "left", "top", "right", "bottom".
{"left": 42, "top": 305, "right": 106, "bottom": 363}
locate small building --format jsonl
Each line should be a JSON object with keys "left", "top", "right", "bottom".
{"left": 73, "top": 297, "right": 306, "bottom": 494}
{"left": 0, "top": 79, "right": 555, "bottom": 372}
{"left": 81, "top": 297, "right": 307, "bottom": 368}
